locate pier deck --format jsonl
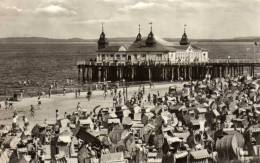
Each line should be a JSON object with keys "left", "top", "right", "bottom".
{"left": 76, "top": 59, "right": 260, "bottom": 83}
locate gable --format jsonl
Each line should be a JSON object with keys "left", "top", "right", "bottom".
{"left": 186, "top": 45, "right": 193, "bottom": 52}
{"left": 118, "top": 46, "right": 127, "bottom": 52}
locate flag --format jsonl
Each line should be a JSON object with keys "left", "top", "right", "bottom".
{"left": 255, "top": 42, "right": 258, "bottom": 46}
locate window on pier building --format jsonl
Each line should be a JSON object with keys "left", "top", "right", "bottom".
{"left": 110, "top": 54, "right": 114, "bottom": 61}
{"left": 116, "top": 54, "right": 121, "bottom": 60}
{"left": 134, "top": 54, "right": 137, "bottom": 60}
{"left": 102, "top": 54, "right": 105, "bottom": 60}
{"left": 122, "top": 54, "right": 126, "bottom": 60}
{"left": 156, "top": 54, "right": 162, "bottom": 60}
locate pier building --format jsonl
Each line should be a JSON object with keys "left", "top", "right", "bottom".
{"left": 77, "top": 25, "right": 258, "bottom": 83}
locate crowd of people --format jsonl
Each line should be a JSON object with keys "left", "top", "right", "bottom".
{"left": 2, "top": 74, "right": 260, "bottom": 163}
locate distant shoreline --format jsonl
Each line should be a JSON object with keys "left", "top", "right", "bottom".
{"left": 0, "top": 36, "right": 259, "bottom": 44}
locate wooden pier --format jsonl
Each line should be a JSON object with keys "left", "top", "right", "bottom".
{"left": 76, "top": 59, "right": 260, "bottom": 83}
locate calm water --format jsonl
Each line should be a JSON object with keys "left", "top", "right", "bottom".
{"left": 0, "top": 41, "right": 259, "bottom": 94}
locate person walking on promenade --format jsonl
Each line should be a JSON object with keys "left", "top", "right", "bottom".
{"left": 30, "top": 105, "right": 35, "bottom": 118}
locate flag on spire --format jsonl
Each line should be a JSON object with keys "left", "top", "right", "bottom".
{"left": 149, "top": 22, "right": 153, "bottom": 32}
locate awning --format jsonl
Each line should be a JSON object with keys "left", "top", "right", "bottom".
{"left": 75, "top": 127, "right": 102, "bottom": 147}
{"left": 190, "top": 149, "right": 210, "bottom": 159}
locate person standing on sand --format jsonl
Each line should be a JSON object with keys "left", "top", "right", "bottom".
{"left": 20, "top": 89, "right": 24, "bottom": 99}
{"left": 87, "top": 90, "right": 91, "bottom": 101}
{"left": 148, "top": 93, "right": 151, "bottom": 104}
{"left": 38, "top": 96, "right": 41, "bottom": 107}
{"left": 77, "top": 102, "right": 82, "bottom": 112}
{"left": 30, "top": 105, "right": 35, "bottom": 118}
{"left": 78, "top": 88, "right": 81, "bottom": 97}
{"left": 23, "top": 116, "right": 29, "bottom": 130}
{"left": 63, "top": 87, "right": 66, "bottom": 96}
{"left": 56, "top": 109, "right": 60, "bottom": 121}
{"left": 75, "top": 89, "right": 78, "bottom": 98}
{"left": 12, "top": 114, "right": 18, "bottom": 130}
{"left": 104, "top": 88, "right": 108, "bottom": 99}
{"left": 48, "top": 87, "right": 51, "bottom": 98}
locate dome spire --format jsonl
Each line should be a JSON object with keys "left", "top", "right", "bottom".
{"left": 146, "top": 22, "right": 156, "bottom": 46}
{"left": 98, "top": 22, "right": 109, "bottom": 49}
{"left": 135, "top": 24, "right": 142, "bottom": 42}
{"left": 180, "top": 24, "right": 189, "bottom": 45}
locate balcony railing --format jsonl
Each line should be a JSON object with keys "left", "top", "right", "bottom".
{"left": 77, "top": 59, "right": 260, "bottom": 66}
{"left": 209, "top": 59, "right": 260, "bottom": 63}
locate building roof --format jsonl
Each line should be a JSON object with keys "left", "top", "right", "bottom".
{"left": 128, "top": 39, "right": 174, "bottom": 52}
{"left": 97, "top": 45, "right": 122, "bottom": 52}
{"left": 97, "top": 37, "right": 206, "bottom": 53}
{"left": 172, "top": 44, "right": 207, "bottom": 51}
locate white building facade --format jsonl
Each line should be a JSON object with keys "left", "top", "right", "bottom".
{"left": 96, "top": 27, "right": 208, "bottom": 65}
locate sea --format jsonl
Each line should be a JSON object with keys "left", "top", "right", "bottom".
{"left": 0, "top": 41, "right": 259, "bottom": 96}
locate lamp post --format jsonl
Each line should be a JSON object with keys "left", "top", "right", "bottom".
{"left": 228, "top": 56, "right": 231, "bottom": 76}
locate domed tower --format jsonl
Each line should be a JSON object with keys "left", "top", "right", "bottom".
{"left": 135, "top": 24, "right": 142, "bottom": 42}
{"left": 98, "top": 23, "right": 109, "bottom": 49}
{"left": 180, "top": 24, "right": 189, "bottom": 45}
{"left": 146, "top": 22, "right": 156, "bottom": 46}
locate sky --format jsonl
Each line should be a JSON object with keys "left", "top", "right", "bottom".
{"left": 0, "top": 0, "right": 260, "bottom": 39}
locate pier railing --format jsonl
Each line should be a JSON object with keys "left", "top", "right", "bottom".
{"left": 77, "top": 59, "right": 260, "bottom": 66}
{"left": 209, "top": 59, "right": 260, "bottom": 64}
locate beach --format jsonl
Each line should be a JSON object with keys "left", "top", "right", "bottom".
{"left": 0, "top": 82, "right": 182, "bottom": 127}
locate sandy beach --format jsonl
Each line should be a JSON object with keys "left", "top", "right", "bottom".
{"left": 0, "top": 82, "right": 183, "bottom": 127}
